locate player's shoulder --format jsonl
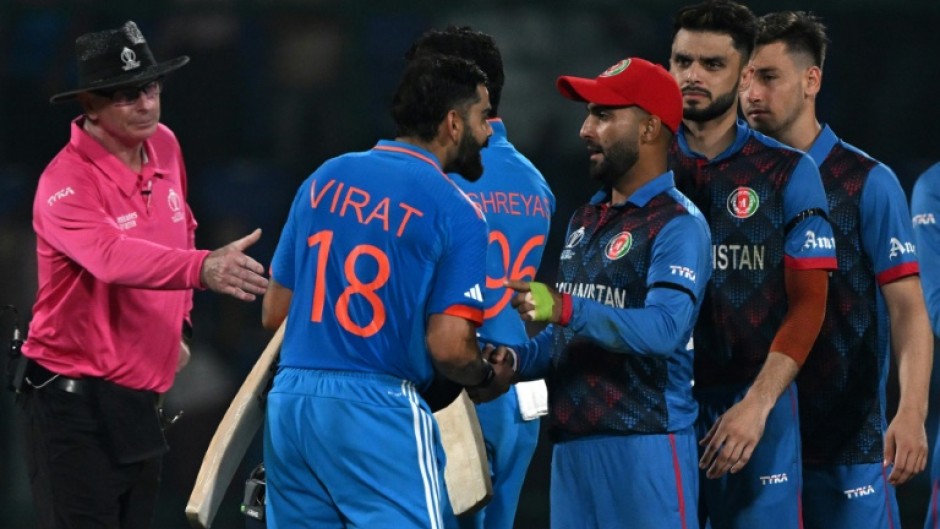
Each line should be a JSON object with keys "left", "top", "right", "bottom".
{"left": 40, "top": 143, "right": 96, "bottom": 190}
{"left": 830, "top": 138, "right": 901, "bottom": 191}
{"left": 747, "top": 128, "right": 807, "bottom": 162}
{"left": 664, "top": 188, "right": 710, "bottom": 232}
{"left": 478, "top": 146, "right": 552, "bottom": 193}
{"left": 915, "top": 161, "right": 940, "bottom": 192}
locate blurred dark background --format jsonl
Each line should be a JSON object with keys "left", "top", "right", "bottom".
{"left": 2, "top": 1, "right": 939, "bottom": 528}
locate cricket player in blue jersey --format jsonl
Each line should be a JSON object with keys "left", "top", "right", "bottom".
{"left": 667, "top": 2, "right": 838, "bottom": 528}
{"left": 741, "top": 11, "right": 931, "bottom": 529}
{"left": 506, "top": 57, "right": 711, "bottom": 529}
{"left": 910, "top": 162, "right": 940, "bottom": 529}
{"left": 260, "top": 55, "right": 515, "bottom": 529}
{"left": 405, "top": 26, "right": 555, "bottom": 529}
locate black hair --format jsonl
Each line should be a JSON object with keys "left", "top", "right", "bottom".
{"left": 391, "top": 54, "right": 488, "bottom": 142}
{"left": 756, "top": 11, "right": 829, "bottom": 68}
{"left": 405, "top": 26, "right": 505, "bottom": 116}
{"left": 673, "top": 0, "right": 758, "bottom": 61}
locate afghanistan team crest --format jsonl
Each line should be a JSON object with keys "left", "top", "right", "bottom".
{"left": 600, "top": 59, "right": 631, "bottom": 77}
{"left": 605, "top": 231, "right": 633, "bottom": 260}
{"left": 726, "top": 187, "right": 759, "bottom": 219}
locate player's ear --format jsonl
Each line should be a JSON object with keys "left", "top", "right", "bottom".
{"left": 441, "top": 108, "right": 463, "bottom": 145}
{"left": 640, "top": 115, "right": 662, "bottom": 144}
{"left": 77, "top": 92, "right": 100, "bottom": 121}
{"left": 805, "top": 66, "right": 822, "bottom": 98}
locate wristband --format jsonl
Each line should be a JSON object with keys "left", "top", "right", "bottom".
{"left": 526, "top": 282, "right": 555, "bottom": 321}
{"left": 559, "top": 293, "right": 573, "bottom": 327}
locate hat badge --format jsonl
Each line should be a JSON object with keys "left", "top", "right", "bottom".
{"left": 120, "top": 47, "right": 140, "bottom": 71}
{"left": 600, "top": 59, "right": 631, "bottom": 77}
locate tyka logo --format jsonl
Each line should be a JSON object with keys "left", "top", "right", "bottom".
{"left": 759, "top": 473, "right": 788, "bottom": 486}
{"left": 843, "top": 485, "right": 875, "bottom": 499}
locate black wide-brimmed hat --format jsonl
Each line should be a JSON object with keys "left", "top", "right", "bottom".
{"left": 50, "top": 21, "right": 189, "bottom": 103}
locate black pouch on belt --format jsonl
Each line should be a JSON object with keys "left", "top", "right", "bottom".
{"left": 93, "top": 379, "right": 169, "bottom": 465}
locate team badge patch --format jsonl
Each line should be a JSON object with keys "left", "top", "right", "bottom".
{"left": 727, "top": 187, "right": 759, "bottom": 219}
{"left": 605, "top": 231, "right": 633, "bottom": 260}
{"left": 561, "top": 226, "right": 585, "bottom": 261}
{"left": 600, "top": 59, "right": 631, "bottom": 77}
{"left": 565, "top": 226, "right": 586, "bottom": 248}
{"left": 168, "top": 188, "right": 185, "bottom": 223}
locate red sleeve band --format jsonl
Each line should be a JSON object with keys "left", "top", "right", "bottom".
{"left": 559, "top": 293, "right": 573, "bottom": 327}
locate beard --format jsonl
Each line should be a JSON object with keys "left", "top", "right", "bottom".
{"left": 446, "top": 128, "right": 487, "bottom": 182}
{"left": 588, "top": 139, "right": 639, "bottom": 187}
{"left": 682, "top": 82, "right": 739, "bottom": 123}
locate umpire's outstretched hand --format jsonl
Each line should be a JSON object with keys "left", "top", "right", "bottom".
{"left": 201, "top": 228, "right": 269, "bottom": 302}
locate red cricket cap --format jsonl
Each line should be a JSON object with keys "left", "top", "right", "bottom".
{"left": 556, "top": 58, "right": 683, "bottom": 133}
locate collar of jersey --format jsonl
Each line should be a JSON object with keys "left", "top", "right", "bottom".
{"left": 676, "top": 118, "right": 751, "bottom": 164}
{"left": 806, "top": 123, "right": 838, "bottom": 166}
{"left": 590, "top": 171, "right": 676, "bottom": 207}
{"left": 487, "top": 118, "right": 508, "bottom": 148}
{"left": 69, "top": 116, "right": 165, "bottom": 197}
{"left": 373, "top": 140, "right": 444, "bottom": 174}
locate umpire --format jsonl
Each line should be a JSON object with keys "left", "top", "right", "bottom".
{"left": 20, "top": 21, "right": 269, "bottom": 529}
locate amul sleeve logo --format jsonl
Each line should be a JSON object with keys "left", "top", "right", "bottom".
{"left": 727, "top": 187, "right": 759, "bottom": 219}
{"left": 889, "top": 237, "right": 915, "bottom": 259}
{"left": 600, "top": 59, "right": 631, "bottom": 77}
{"left": 605, "top": 231, "right": 633, "bottom": 260}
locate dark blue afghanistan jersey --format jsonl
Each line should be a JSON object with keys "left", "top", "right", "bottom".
{"left": 912, "top": 161, "right": 940, "bottom": 336}
{"left": 451, "top": 119, "right": 555, "bottom": 345}
{"left": 546, "top": 172, "right": 711, "bottom": 437}
{"left": 669, "top": 120, "right": 838, "bottom": 388}
{"left": 799, "top": 125, "right": 919, "bottom": 465}
{"left": 270, "top": 141, "right": 487, "bottom": 389}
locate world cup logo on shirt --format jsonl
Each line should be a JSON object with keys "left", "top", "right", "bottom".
{"left": 168, "top": 188, "right": 185, "bottom": 223}
{"left": 727, "top": 187, "right": 759, "bottom": 219}
{"left": 605, "top": 231, "right": 633, "bottom": 260}
{"left": 566, "top": 226, "right": 586, "bottom": 248}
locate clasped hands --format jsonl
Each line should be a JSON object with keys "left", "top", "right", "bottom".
{"left": 466, "top": 344, "right": 516, "bottom": 403}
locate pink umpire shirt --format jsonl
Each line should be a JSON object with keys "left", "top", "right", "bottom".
{"left": 23, "top": 117, "right": 210, "bottom": 393}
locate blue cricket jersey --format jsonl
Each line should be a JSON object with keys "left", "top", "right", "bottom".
{"left": 670, "top": 119, "right": 838, "bottom": 388}
{"left": 798, "top": 125, "right": 919, "bottom": 465}
{"left": 453, "top": 119, "right": 555, "bottom": 344}
{"left": 269, "top": 140, "right": 488, "bottom": 388}
{"left": 515, "top": 172, "right": 712, "bottom": 435}
{"left": 911, "top": 161, "right": 940, "bottom": 529}
{"left": 912, "top": 162, "right": 940, "bottom": 335}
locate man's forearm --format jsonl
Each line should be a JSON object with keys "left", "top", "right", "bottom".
{"left": 886, "top": 279, "right": 933, "bottom": 417}
{"left": 743, "top": 351, "right": 800, "bottom": 410}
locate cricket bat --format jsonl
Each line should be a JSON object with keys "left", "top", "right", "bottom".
{"left": 185, "top": 322, "right": 284, "bottom": 529}
{"left": 434, "top": 389, "right": 493, "bottom": 515}
{"left": 185, "top": 319, "right": 491, "bottom": 524}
